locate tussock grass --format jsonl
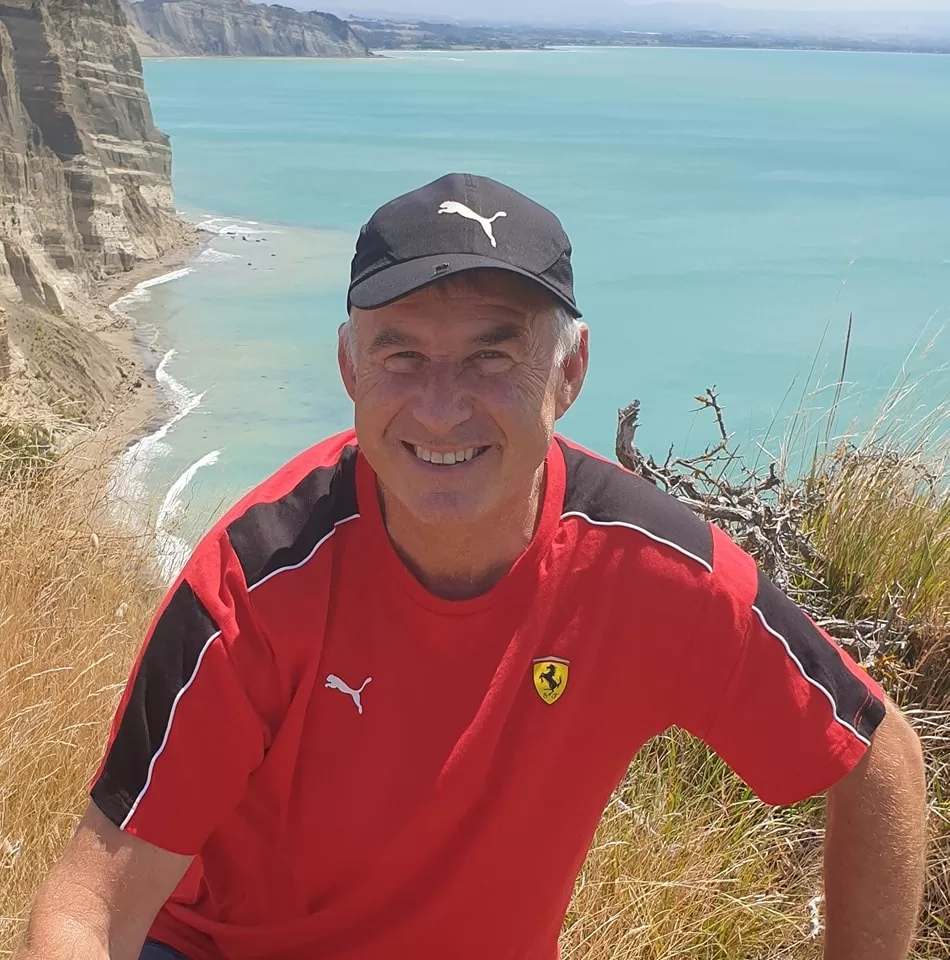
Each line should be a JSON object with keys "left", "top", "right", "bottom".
{"left": 0, "top": 424, "right": 56, "bottom": 483}
{"left": 1, "top": 396, "right": 949, "bottom": 958}
{"left": 0, "top": 444, "right": 162, "bottom": 954}
{"left": 563, "top": 733, "right": 825, "bottom": 959}
{"left": 806, "top": 446, "right": 950, "bottom": 706}
{"left": 804, "top": 442, "right": 950, "bottom": 958}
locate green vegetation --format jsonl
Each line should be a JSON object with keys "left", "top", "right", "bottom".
{"left": 0, "top": 423, "right": 56, "bottom": 482}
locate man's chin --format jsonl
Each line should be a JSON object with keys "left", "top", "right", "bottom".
{"left": 401, "top": 491, "right": 491, "bottom": 529}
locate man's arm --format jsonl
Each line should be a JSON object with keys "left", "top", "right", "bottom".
{"left": 823, "top": 701, "right": 927, "bottom": 960}
{"left": 14, "top": 802, "right": 191, "bottom": 960}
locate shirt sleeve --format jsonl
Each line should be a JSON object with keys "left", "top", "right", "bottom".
{"left": 89, "top": 529, "right": 275, "bottom": 855}
{"left": 674, "top": 523, "right": 887, "bottom": 806}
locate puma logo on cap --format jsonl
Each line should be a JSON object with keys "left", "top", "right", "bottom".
{"left": 438, "top": 200, "right": 507, "bottom": 248}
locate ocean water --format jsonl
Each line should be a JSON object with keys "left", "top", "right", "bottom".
{"left": 121, "top": 48, "right": 950, "bottom": 571}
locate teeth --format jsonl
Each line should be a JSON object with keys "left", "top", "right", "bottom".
{"left": 412, "top": 445, "right": 483, "bottom": 465}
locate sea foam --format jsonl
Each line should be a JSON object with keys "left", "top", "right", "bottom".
{"left": 109, "top": 267, "right": 194, "bottom": 321}
{"left": 196, "top": 216, "right": 279, "bottom": 236}
{"left": 155, "top": 450, "right": 222, "bottom": 582}
{"left": 109, "top": 348, "right": 223, "bottom": 582}
{"left": 109, "top": 349, "right": 206, "bottom": 515}
{"left": 107, "top": 241, "right": 234, "bottom": 579}
{"left": 196, "top": 247, "right": 239, "bottom": 264}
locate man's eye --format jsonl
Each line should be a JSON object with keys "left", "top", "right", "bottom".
{"left": 384, "top": 352, "right": 425, "bottom": 373}
{"left": 472, "top": 351, "right": 514, "bottom": 372}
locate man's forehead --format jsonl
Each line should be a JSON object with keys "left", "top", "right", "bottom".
{"left": 363, "top": 318, "right": 533, "bottom": 357}
{"left": 355, "top": 290, "right": 538, "bottom": 338}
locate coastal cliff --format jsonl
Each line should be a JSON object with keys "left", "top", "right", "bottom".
{"left": 121, "top": 0, "right": 372, "bottom": 58}
{"left": 0, "top": 0, "right": 191, "bottom": 425}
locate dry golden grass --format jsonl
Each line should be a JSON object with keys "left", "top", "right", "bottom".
{"left": 0, "top": 444, "right": 162, "bottom": 955}
{"left": 0, "top": 419, "right": 948, "bottom": 958}
{"left": 563, "top": 733, "right": 826, "bottom": 960}
{"left": 806, "top": 447, "right": 950, "bottom": 707}
{"left": 804, "top": 442, "right": 950, "bottom": 958}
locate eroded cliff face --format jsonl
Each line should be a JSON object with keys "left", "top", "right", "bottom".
{"left": 0, "top": 0, "right": 190, "bottom": 420}
{"left": 122, "top": 0, "right": 371, "bottom": 57}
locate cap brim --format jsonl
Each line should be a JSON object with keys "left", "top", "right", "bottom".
{"left": 348, "top": 253, "right": 581, "bottom": 318}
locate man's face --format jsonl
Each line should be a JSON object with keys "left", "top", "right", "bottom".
{"left": 339, "top": 273, "right": 588, "bottom": 528}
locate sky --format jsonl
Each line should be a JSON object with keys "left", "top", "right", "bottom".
{"left": 647, "top": 1, "right": 950, "bottom": 9}
{"left": 331, "top": 1, "right": 950, "bottom": 13}
{"left": 334, "top": 1, "right": 950, "bottom": 11}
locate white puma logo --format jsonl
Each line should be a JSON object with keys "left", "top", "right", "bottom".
{"left": 438, "top": 201, "right": 507, "bottom": 248}
{"left": 325, "top": 674, "right": 372, "bottom": 715}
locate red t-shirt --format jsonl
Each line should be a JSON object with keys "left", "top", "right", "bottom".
{"left": 91, "top": 431, "right": 885, "bottom": 960}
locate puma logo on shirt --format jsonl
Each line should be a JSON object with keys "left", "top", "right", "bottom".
{"left": 325, "top": 674, "right": 373, "bottom": 714}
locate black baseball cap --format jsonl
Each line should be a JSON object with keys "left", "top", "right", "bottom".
{"left": 347, "top": 173, "right": 581, "bottom": 317}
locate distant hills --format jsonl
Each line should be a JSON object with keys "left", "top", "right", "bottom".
{"left": 320, "top": 2, "right": 950, "bottom": 39}
{"left": 117, "top": 0, "right": 950, "bottom": 59}
{"left": 346, "top": 15, "right": 950, "bottom": 54}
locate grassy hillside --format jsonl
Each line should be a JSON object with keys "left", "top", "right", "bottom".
{"left": 1, "top": 401, "right": 947, "bottom": 957}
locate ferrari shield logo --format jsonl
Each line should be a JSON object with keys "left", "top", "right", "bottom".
{"left": 533, "top": 657, "right": 569, "bottom": 704}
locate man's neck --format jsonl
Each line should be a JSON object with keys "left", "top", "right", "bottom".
{"left": 378, "top": 467, "right": 546, "bottom": 601}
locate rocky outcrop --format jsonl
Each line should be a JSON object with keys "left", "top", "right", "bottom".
{"left": 0, "top": 0, "right": 189, "bottom": 419}
{"left": 121, "top": 0, "right": 371, "bottom": 57}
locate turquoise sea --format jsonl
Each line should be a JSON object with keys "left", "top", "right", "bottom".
{"left": 118, "top": 48, "right": 950, "bottom": 575}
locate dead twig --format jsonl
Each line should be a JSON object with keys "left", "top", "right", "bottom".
{"left": 615, "top": 392, "right": 917, "bottom": 671}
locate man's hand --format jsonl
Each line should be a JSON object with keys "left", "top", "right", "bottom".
{"left": 823, "top": 700, "right": 927, "bottom": 960}
{"left": 14, "top": 801, "right": 192, "bottom": 960}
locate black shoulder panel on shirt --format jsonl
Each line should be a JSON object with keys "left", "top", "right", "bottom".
{"left": 752, "top": 569, "right": 886, "bottom": 743}
{"left": 92, "top": 580, "right": 218, "bottom": 828}
{"left": 557, "top": 438, "right": 713, "bottom": 572}
{"left": 227, "top": 444, "right": 359, "bottom": 590}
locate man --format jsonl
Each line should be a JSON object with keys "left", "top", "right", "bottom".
{"left": 17, "top": 174, "right": 926, "bottom": 960}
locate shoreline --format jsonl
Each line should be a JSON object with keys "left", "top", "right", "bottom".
{"left": 1, "top": 229, "right": 203, "bottom": 460}
{"left": 14, "top": 225, "right": 211, "bottom": 487}
{"left": 87, "top": 229, "right": 207, "bottom": 462}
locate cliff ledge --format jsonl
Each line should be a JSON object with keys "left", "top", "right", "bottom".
{"left": 0, "top": 0, "right": 192, "bottom": 426}
{"left": 122, "top": 0, "right": 372, "bottom": 57}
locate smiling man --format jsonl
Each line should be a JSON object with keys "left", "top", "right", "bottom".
{"left": 17, "top": 174, "right": 926, "bottom": 960}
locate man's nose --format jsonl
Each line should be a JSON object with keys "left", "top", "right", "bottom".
{"left": 412, "top": 363, "right": 472, "bottom": 436}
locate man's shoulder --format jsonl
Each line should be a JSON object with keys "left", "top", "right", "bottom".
{"left": 555, "top": 435, "right": 713, "bottom": 575}
{"left": 201, "top": 429, "right": 360, "bottom": 593}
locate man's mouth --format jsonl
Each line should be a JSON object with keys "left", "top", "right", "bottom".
{"left": 403, "top": 443, "right": 491, "bottom": 466}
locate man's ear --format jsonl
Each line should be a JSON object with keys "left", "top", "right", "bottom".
{"left": 555, "top": 323, "right": 589, "bottom": 420}
{"left": 338, "top": 323, "right": 357, "bottom": 402}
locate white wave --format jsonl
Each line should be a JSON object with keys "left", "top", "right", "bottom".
{"left": 140, "top": 266, "right": 193, "bottom": 289}
{"left": 194, "top": 216, "right": 236, "bottom": 229}
{"left": 155, "top": 450, "right": 221, "bottom": 583}
{"left": 196, "top": 247, "right": 239, "bottom": 264}
{"left": 108, "top": 350, "right": 220, "bottom": 581}
{"left": 195, "top": 216, "right": 278, "bottom": 236}
{"left": 109, "top": 266, "right": 193, "bottom": 320}
{"left": 108, "top": 349, "right": 205, "bottom": 522}
{"left": 218, "top": 225, "right": 276, "bottom": 236}
{"left": 105, "top": 247, "right": 231, "bottom": 572}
